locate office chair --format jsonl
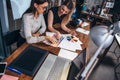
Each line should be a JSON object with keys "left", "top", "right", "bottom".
{"left": 3, "top": 29, "right": 20, "bottom": 51}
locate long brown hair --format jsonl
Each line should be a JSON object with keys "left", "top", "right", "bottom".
{"left": 25, "top": 0, "right": 49, "bottom": 15}
{"left": 62, "top": 0, "right": 73, "bottom": 10}
{"left": 62, "top": 0, "right": 76, "bottom": 25}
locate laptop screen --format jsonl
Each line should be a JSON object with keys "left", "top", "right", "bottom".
{"left": 0, "top": 62, "right": 7, "bottom": 75}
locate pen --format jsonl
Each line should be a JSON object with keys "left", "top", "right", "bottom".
{"left": 7, "top": 66, "right": 22, "bottom": 74}
{"left": 59, "top": 36, "right": 64, "bottom": 43}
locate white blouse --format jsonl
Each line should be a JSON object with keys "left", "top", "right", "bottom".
{"left": 20, "top": 13, "right": 46, "bottom": 43}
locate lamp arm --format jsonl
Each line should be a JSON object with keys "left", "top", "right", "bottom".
{"left": 80, "top": 29, "right": 114, "bottom": 80}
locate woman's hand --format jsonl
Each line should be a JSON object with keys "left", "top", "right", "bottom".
{"left": 45, "top": 36, "right": 57, "bottom": 44}
{"left": 32, "top": 32, "right": 41, "bottom": 37}
{"left": 69, "top": 30, "right": 77, "bottom": 36}
{"left": 55, "top": 31, "right": 62, "bottom": 40}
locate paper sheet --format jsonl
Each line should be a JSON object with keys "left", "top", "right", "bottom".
{"left": 81, "top": 22, "right": 89, "bottom": 28}
{"left": 0, "top": 74, "right": 18, "bottom": 80}
{"left": 46, "top": 32, "right": 71, "bottom": 37}
{"left": 58, "top": 36, "right": 82, "bottom": 51}
{"left": 58, "top": 49, "right": 78, "bottom": 60}
{"left": 76, "top": 28, "right": 89, "bottom": 35}
{"left": 45, "top": 32, "right": 83, "bottom": 51}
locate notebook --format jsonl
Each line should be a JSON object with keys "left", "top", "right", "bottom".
{"left": 0, "top": 74, "right": 18, "bottom": 80}
{"left": 8, "top": 46, "right": 49, "bottom": 76}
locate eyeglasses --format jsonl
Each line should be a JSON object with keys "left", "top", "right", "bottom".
{"left": 40, "top": 6, "right": 47, "bottom": 11}
{"left": 42, "top": 6, "right": 47, "bottom": 10}
{"left": 38, "top": 5, "right": 47, "bottom": 11}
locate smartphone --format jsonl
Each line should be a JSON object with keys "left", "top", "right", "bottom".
{"left": 0, "top": 62, "right": 7, "bottom": 75}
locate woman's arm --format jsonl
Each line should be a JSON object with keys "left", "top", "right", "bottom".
{"left": 23, "top": 14, "right": 45, "bottom": 43}
{"left": 61, "top": 18, "right": 77, "bottom": 36}
{"left": 47, "top": 10, "right": 59, "bottom": 33}
{"left": 47, "top": 10, "right": 61, "bottom": 39}
{"left": 61, "top": 1, "right": 77, "bottom": 35}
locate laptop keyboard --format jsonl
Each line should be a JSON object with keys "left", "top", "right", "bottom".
{"left": 33, "top": 54, "right": 71, "bottom": 80}
{"left": 47, "top": 57, "right": 68, "bottom": 80}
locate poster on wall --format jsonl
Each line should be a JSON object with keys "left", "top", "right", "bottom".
{"left": 10, "top": 0, "right": 31, "bottom": 20}
{"left": 106, "top": 2, "right": 114, "bottom": 8}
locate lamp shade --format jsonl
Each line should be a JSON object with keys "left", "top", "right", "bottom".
{"left": 90, "top": 25, "right": 114, "bottom": 49}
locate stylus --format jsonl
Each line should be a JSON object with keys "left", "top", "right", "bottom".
{"left": 7, "top": 66, "right": 22, "bottom": 74}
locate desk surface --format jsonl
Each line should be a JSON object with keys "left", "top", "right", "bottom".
{"left": 4, "top": 25, "right": 90, "bottom": 80}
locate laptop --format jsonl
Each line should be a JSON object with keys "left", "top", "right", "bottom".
{"left": 33, "top": 49, "right": 86, "bottom": 80}
{"left": 0, "top": 62, "right": 7, "bottom": 75}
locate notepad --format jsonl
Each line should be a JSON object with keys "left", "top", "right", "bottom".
{"left": 8, "top": 46, "right": 49, "bottom": 77}
{"left": 58, "top": 49, "right": 78, "bottom": 60}
{"left": 76, "top": 28, "right": 89, "bottom": 35}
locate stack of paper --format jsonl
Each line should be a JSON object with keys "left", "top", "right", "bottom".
{"left": 76, "top": 28, "right": 89, "bottom": 35}
{"left": 58, "top": 49, "right": 78, "bottom": 60}
{"left": 58, "top": 36, "right": 82, "bottom": 51}
{"left": 45, "top": 32, "right": 83, "bottom": 51}
{"left": 81, "top": 22, "right": 89, "bottom": 28}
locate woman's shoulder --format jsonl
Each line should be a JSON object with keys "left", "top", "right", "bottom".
{"left": 23, "top": 13, "right": 34, "bottom": 19}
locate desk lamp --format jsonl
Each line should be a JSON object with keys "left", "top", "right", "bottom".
{"left": 78, "top": 21, "right": 120, "bottom": 80}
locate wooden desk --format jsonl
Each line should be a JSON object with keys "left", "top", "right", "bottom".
{"left": 4, "top": 25, "right": 90, "bottom": 80}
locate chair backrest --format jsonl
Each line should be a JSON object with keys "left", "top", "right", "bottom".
{"left": 3, "top": 29, "right": 20, "bottom": 46}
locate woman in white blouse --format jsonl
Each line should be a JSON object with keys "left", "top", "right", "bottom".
{"left": 18, "top": 0, "right": 54, "bottom": 46}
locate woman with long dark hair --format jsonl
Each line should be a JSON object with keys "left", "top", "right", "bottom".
{"left": 18, "top": 0, "right": 54, "bottom": 46}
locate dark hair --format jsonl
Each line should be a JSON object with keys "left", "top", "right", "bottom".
{"left": 62, "top": 0, "right": 73, "bottom": 10}
{"left": 33, "top": 0, "right": 48, "bottom": 4}
{"left": 25, "top": 0, "right": 48, "bottom": 14}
